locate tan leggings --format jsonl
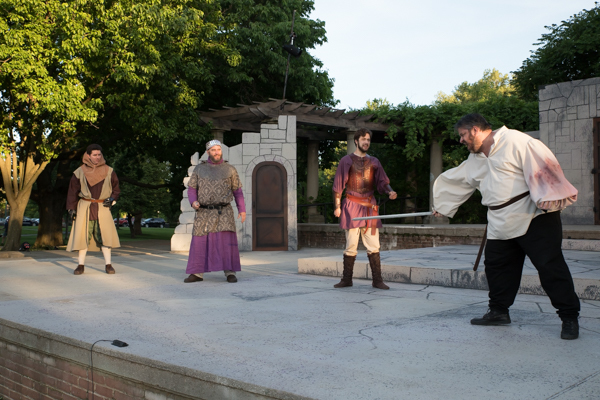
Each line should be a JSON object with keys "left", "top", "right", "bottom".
{"left": 344, "top": 227, "right": 380, "bottom": 256}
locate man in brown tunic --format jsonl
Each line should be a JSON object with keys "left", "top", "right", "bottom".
{"left": 332, "top": 128, "right": 397, "bottom": 289}
{"left": 67, "top": 144, "right": 120, "bottom": 275}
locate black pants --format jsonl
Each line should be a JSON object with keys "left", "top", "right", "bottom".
{"left": 484, "top": 212, "right": 580, "bottom": 319}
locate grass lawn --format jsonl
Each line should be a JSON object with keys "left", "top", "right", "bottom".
{"left": 116, "top": 226, "right": 175, "bottom": 242}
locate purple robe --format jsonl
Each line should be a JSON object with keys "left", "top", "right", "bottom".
{"left": 332, "top": 154, "right": 391, "bottom": 230}
{"left": 186, "top": 158, "right": 246, "bottom": 274}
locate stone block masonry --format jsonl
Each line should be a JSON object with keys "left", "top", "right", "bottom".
{"left": 298, "top": 223, "right": 485, "bottom": 251}
{"left": 539, "top": 77, "right": 600, "bottom": 225}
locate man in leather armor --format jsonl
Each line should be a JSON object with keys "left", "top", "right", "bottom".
{"left": 184, "top": 140, "right": 246, "bottom": 283}
{"left": 332, "top": 128, "right": 397, "bottom": 289}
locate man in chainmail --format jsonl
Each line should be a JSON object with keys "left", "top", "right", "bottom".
{"left": 332, "top": 128, "right": 397, "bottom": 290}
{"left": 184, "top": 140, "right": 246, "bottom": 283}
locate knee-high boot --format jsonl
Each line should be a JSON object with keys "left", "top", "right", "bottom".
{"left": 334, "top": 254, "right": 356, "bottom": 288}
{"left": 368, "top": 252, "right": 389, "bottom": 290}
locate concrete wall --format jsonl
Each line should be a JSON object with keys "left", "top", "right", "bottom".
{"left": 171, "top": 116, "right": 298, "bottom": 252}
{"left": 539, "top": 77, "right": 600, "bottom": 224}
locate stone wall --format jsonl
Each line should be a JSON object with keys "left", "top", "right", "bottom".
{"left": 539, "top": 77, "right": 600, "bottom": 224}
{"left": 171, "top": 116, "right": 298, "bottom": 252}
{"left": 298, "top": 224, "right": 485, "bottom": 251}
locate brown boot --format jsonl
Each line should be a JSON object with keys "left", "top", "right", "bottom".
{"left": 74, "top": 265, "right": 84, "bottom": 275}
{"left": 368, "top": 252, "right": 389, "bottom": 290}
{"left": 105, "top": 264, "right": 115, "bottom": 274}
{"left": 334, "top": 254, "right": 356, "bottom": 288}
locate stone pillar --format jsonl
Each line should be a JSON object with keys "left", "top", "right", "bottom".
{"left": 306, "top": 140, "right": 324, "bottom": 223}
{"left": 424, "top": 138, "right": 449, "bottom": 224}
{"left": 346, "top": 130, "right": 357, "bottom": 155}
{"left": 212, "top": 128, "right": 225, "bottom": 143}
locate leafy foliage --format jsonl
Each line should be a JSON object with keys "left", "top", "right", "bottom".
{"left": 436, "top": 69, "right": 515, "bottom": 104}
{"left": 360, "top": 70, "right": 539, "bottom": 224}
{"left": 513, "top": 4, "right": 600, "bottom": 100}
{"left": 112, "top": 151, "right": 175, "bottom": 223}
{"left": 207, "top": 0, "right": 335, "bottom": 107}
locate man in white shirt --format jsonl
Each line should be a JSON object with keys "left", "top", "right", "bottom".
{"left": 433, "top": 114, "right": 580, "bottom": 340}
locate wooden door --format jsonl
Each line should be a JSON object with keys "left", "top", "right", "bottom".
{"left": 252, "top": 162, "right": 288, "bottom": 250}
{"left": 594, "top": 118, "right": 600, "bottom": 224}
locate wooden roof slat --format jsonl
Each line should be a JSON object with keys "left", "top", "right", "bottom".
{"left": 263, "top": 98, "right": 287, "bottom": 109}
{"left": 198, "top": 99, "right": 391, "bottom": 134}
{"left": 309, "top": 107, "right": 331, "bottom": 116}
{"left": 340, "top": 111, "right": 360, "bottom": 120}
{"left": 356, "top": 114, "right": 374, "bottom": 122}
{"left": 282, "top": 102, "right": 305, "bottom": 112}
{"left": 329, "top": 109, "right": 345, "bottom": 118}
{"left": 248, "top": 107, "right": 268, "bottom": 118}
{"left": 294, "top": 104, "right": 317, "bottom": 114}
{"left": 256, "top": 106, "right": 278, "bottom": 118}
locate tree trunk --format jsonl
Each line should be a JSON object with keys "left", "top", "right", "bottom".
{"left": 133, "top": 211, "right": 143, "bottom": 236}
{"left": 0, "top": 151, "right": 49, "bottom": 251}
{"left": 4, "top": 198, "right": 30, "bottom": 250}
{"left": 31, "top": 158, "right": 72, "bottom": 248}
{"left": 127, "top": 213, "right": 135, "bottom": 239}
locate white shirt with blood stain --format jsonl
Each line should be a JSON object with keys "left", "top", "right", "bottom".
{"left": 433, "top": 126, "right": 578, "bottom": 240}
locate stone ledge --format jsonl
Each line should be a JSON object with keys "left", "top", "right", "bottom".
{"left": 0, "top": 318, "right": 314, "bottom": 400}
{"left": 299, "top": 223, "right": 600, "bottom": 241}
{"left": 0, "top": 251, "right": 25, "bottom": 258}
{"left": 298, "top": 256, "right": 600, "bottom": 301}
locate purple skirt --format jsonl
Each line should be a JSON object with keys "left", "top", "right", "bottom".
{"left": 186, "top": 231, "right": 241, "bottom": 274}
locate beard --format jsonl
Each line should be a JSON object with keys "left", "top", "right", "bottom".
{"left": 356, "top": 143, "right": 369, "bottom": 154}
{"left": 209, "top": 154, "right": 222, "bottom": 163}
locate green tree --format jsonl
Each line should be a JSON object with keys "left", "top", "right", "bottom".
{"left": 364, "top": 88, "right": 538, "bottom": 224}
{"left": 207, "top": 0, "right": 335, "bottom": 107}
{"left": 1, "top": 0, "right": 238, "bottom": 249}
{"left": 513, "top": 4, "right": 600, "bottom": 100}
{"left": 436, "top": 69, "right": 514, "bottom": 104}
{"left": 112, "top": 151, "right": 174, "bottom": 238}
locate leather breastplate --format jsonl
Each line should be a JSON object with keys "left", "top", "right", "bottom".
{"left": 347, "top": 156, "right": 375, "bottom": 194}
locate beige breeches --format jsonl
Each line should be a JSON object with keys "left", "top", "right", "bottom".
{"left": 344, "top": 227, "right": 380, "bottom": 256}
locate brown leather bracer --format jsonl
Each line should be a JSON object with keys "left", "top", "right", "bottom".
{"left": 347, "top": 156, "right": 375, "bottom": 194}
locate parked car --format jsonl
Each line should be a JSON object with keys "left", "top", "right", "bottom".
{"left": 23, "top": 217, "right": 38, "bottom": 226}
{"left": 113, "top": 218, "right": 129, "bottom": 227}
{"left": 142, "top": 218, "right": 169, "bottom": 228}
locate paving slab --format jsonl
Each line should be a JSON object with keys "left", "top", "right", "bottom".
{"left": 0, "top": 244, "right": 599, "bottom": 400}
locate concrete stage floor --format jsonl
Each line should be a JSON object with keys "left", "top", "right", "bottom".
{"left": 1, "top": 240, "right": 600, "bottom": 400}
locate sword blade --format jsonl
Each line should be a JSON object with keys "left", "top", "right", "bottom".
{"left": 352, "top": 211, "right": 432, "bottom": 221}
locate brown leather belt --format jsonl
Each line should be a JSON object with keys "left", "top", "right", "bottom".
{"left": 81, "top": 198, "right": 106, "bottom": 203}
{"left": 346, "top": 194, "right": 379, "bottom": 235}
{"left": 473, "top": 191, "right": 530, "bottom": 271}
